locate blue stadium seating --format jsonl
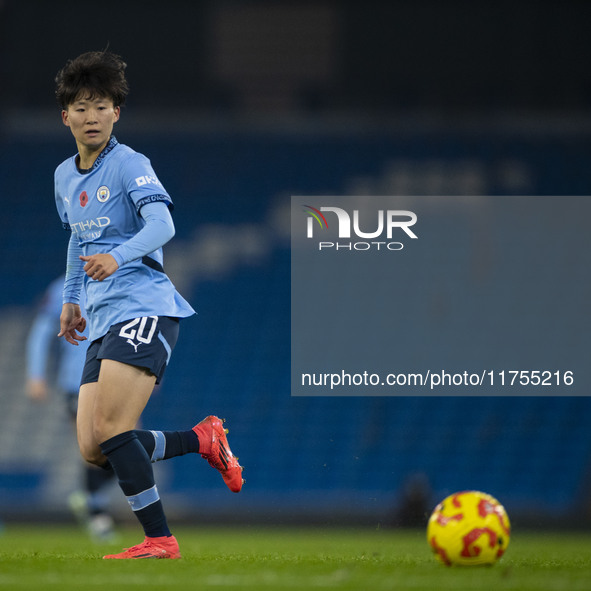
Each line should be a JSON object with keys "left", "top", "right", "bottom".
{"left": 1, "top": 128, "right": 591, "bottom": 523}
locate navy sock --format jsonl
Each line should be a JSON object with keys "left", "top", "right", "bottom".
{"left": 85, "top": 465, "right": 116, "bottom": 516}
{"left": 86, "top": 465, "right": 115, "bottom": 493}
{"left": 100, "top": 431, "right": 171, "bottom": 538}
{"left": 134, "top": 429, "right": 200, "bottom": 462}
{"left": 98, "top": 459, "right": 113, "bottom": 471}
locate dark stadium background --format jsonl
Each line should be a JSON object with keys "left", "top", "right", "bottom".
{"left": 1, "top": 0, "right": 590, "bottom": 528}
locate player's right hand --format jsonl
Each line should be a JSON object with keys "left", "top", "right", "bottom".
{"left": 58, "top": 302, "right": 88, "bottom": 346}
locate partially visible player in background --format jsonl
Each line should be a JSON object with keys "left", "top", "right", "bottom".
{"left": 26, "top": 275, "right": 117, "bottom": 541}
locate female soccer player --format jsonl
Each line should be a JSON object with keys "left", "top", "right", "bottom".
{"left": 54, "top": 51, "right": 243, "bottom": 559}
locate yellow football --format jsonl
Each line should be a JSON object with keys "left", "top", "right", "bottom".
{"left": 427, "top": 490, "right": 511, "bottom": 566}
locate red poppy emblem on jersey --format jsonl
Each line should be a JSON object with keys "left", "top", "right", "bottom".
{"left": 79, "top": 191, "right": 89, "bottom": 207}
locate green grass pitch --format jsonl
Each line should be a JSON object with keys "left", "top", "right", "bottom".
{"left": 0, "top": 524, "right": 590, "bottom": 590}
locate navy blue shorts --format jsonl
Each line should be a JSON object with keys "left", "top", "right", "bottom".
{"left": 81, "top": 316, "right": 180, "bottom": 386}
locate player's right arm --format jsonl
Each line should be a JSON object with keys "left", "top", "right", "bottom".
{"left": 58, "top": 232, "right": 87, "bottom": 345}
{"left": 26, "top": 303, "right": 54, "bottom": 400}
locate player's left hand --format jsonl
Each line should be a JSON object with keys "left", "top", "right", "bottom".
{"left": 80, "top": 253, "right": 119, "bottom": 281}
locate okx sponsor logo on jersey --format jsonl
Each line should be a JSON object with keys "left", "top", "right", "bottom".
{"left": 301, "top": 203, "right": 418, "bottom": 252}
{"left": 135, "top": 174, "right": 164, "bottom": 188}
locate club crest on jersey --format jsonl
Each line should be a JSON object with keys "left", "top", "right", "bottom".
{"left": 97, "top": 185, "right": 110, "bottom": 203}
{"left": 79, "top": 191, "right": 89, "bottom": 207}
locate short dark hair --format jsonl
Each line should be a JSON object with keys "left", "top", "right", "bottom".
{"left": 55, "top": 51, "right": 129, "bottom": 109}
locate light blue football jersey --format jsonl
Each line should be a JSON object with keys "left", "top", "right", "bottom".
{"left": 55, "top": 136, "right": 195, "bottom": 341}
{"left": 27, "top": 275, "right": 89, "bottom": 393}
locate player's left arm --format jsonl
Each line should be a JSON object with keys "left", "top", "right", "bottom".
{"left": 59, "top": 233, "right": 87, "bottom": 344}
{"left": 81, "top": 201, "right": 175, "bottom": 281}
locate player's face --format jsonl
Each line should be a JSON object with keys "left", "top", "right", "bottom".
{"left": 62, "top": 94, "right": 120, "bottom": 153}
